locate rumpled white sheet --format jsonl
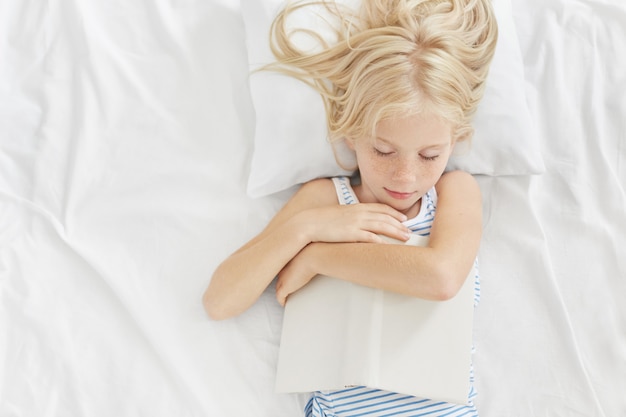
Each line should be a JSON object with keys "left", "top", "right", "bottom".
{"left": 0, "top": 0, "right": 624, "bottom": 416}
{"left": 474, "top": 1, "right": 626, "bottom": 415}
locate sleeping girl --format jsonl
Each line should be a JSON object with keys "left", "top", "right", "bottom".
{"left": 204, "top": 0, "right": 497, "bottom": 415}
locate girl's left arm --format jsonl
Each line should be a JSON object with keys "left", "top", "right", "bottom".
{"left": 275, "top": 170, "right": 482, "bottom": 305}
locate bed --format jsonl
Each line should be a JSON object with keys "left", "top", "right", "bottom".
{"left": 1, "top": 0, "right": 624, "bottom": 415}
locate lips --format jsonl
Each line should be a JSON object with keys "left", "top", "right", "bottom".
{"left": 384, "top": 188, "right": 415, "bottom": 200}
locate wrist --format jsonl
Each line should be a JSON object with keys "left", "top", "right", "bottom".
{"left": 287, "top": 210, "right": 315, "bottom": 246}
{"left": 301, "top": 242, "right": 324, "bottom": 276}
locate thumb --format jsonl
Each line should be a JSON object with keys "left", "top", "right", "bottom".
{"left": 275, "top": 282, "right": 286, "bottom": 306}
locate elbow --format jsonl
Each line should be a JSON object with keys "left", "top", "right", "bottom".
{"left": 202, "top": 291, "right": 223, "bottom": 320}
{"left": 203, "top": 289, "right": 235, "bottom": 321}
{"left": 203, "top": 267, "right": 247, "bottom": 321}
{"left": 431, "top": 279, "right": 462, "bottom": 301}
{"left": 426, "top": 265, "right": 467, "bottom": 302}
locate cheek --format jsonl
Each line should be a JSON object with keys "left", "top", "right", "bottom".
{"left": 422, "top": 160, "right": 448, "bottom": 184}
{"left": 356, "top": 153, "right": 391, "bottom": 177}
{"left": 430, "top": 158, "right": 449, "bottom": 175}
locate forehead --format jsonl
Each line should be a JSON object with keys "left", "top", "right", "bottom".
{"left": 375, "top": 113, "right": 452, "bottom": 146}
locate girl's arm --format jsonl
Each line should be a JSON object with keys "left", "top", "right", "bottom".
{"left": 203, "top": 179, "right": 410, "bottom": 320}
{"left": 276, "top": 171, "right": 482, "bottom": 305}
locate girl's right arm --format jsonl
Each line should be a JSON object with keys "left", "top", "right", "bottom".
{"left": 203, "top": 178, "right": 409, "bottom": 320}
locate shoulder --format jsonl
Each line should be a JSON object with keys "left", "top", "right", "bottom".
{"left": 435, "top": 170, "right": 480, "bottom": 199}
{"left": 299, "top": 177, "right": 336, "bottom": 194}
{"left": 288, "top": 177, "right": 338, "bottom": 209}
{"left": 251, "top": 178, "right": 338, "bottom": 239}
{"left": 434, "top": 170, "right": 482, "bottom": 215}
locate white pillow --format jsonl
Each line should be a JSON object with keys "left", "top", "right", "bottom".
{"left": 241, "top": 0, "right": 544, "bottom": 198}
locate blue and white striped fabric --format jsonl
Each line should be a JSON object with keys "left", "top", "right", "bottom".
{"left": 305, "top": 386, "right": 478, "bottom": 417}
{"left": 305, "top": 177, "right": 481, "bottom": 417}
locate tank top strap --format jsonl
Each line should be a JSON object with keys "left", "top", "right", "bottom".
{"left": 331, "top": 176, "right": 359, "bottom": 205}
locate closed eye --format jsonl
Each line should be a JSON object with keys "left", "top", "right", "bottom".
{"left": 374, "top": 148, "right": 394, "bottom": 157}
{"left": 420, "top": 154, "right": 440, "bottom": 161}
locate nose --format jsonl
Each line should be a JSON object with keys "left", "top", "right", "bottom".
{"left": 391, "top": 156, "right": 417, "bottom": 183}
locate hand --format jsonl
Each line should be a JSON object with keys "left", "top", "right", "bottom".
{"left": 294, "top": 203, "right": 410, "bottom": 244}
{"left": 275, "top": 244, "right": 318, "bottom": 306}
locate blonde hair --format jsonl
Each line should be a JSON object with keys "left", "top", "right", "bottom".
{"left": 266, "top": 0, "right": 498, "bottom": 144}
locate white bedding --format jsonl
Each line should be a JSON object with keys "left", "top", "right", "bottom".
{"left": 1, "top": 0, "right": 624, "bottom": 416}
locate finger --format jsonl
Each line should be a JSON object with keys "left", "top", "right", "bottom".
{"left": 351, "top": 207, "right": 407, "bottom": 230}
{"left": 364, "top": 216, "right": 411, "bottom": 241}
{"left": 370, "top": 228, "right": 411, "bottom": 243}
{"left": 356, "top": 231, "right": 385, "bottom": 244}
{"left": 276, "top": 288, "right": 286, "bottom": 306}
{"left": 275, "top": 276, "right": 288, "bottom": 306}
{"left": 365, "top": 203, "right": 408, "bottom": 222}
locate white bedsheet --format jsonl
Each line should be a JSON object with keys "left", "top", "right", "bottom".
{"left": 1, "top": 0, "right": 624, "bottom": 416}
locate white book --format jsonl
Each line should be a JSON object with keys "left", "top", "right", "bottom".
{"left": 275, "top": 234, "right": 477, "bottom": 406}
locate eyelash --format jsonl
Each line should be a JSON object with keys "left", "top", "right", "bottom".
{"left": 374, "top": 148, "right": 439, "bottom": 161}
{"left": 374, "top": 148, "right": 393, "bottom": 157}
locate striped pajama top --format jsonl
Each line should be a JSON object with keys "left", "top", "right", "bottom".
{"left": 304, "top": 176, "right": 480, "bottom": 417}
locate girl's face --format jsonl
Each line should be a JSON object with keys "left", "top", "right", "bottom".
{"left": 349, "top": 113, "right": 454, "bottom": 218}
